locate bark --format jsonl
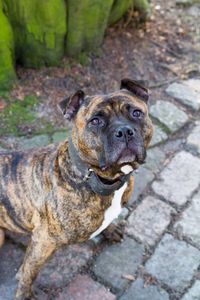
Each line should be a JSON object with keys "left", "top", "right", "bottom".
{"left": 133, "top": 0, "right": 150, "bottom": 21}
{"left": 3, "top": 0, "right": 67, "bottom": 68}
{"left": 66, "top": 0, "right": 114, "bottom": 56}
{"left": 0, "top": 0, "right": 150, "bottom": 89}
{"left": 109, "top": 0, "right": 133, "bottom": 25}
{"left": 0, "top": 0, "right": 15, "bottom": 89}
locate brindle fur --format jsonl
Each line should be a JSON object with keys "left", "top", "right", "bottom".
{"left": 0, "top": 86, "right": 153, "bottom": 300}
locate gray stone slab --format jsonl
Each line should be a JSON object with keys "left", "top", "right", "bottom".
{"left": 119, "top": 278, "right": 169, "bottom": 300}
{"left": 36, "top": 243, "right": 93, "bottom": 288}
{"left": 187, "top": 122, "right": 200, "bottom": 154}
{"left": 57, "top": 275, "right": 116, "bottom": 300}
{"left": 152, "top": 151, "right": 200, "bottom": 206}
{"left": 145, "top": 234, "right": 200, "bottom": 290}
{"left": 181, "top": 280, "right": 200, "bottom": 300}
{"left": 166, "top": 81, "right": 200, "bottom": 110}
{"left": 176, "top": 0, "right": 194, "bottom": 6}
{"left": 127, "top": 196, "right": 174, "bottom": 246}
{"left": 150, "top": 100, "right": 188, "bottom": 132}
{"left": 185, "top": 79, "right": 200, "bottom": 93}
{"left": 174, "top": 191, "right": 200, "bottom": 247}
{"left": 0, "top": 279, "right": 16, "bottom": 300}
{"left": 0, "top": 242, "right": 24, "bottom": 284}
{"left": 93, "top": 237, "right": 144, "bottom": 291}
{"left": 52, "top": 131, "right": 68, "bottom": 143}
{"left": 17, "top": 134, "right": 50, "bottom": 150}
{"left": 145, "top": 147, "right": 166, "bottom": 172}
{"left": 129, "top": 166, "right": 154, "bottom": 203}
{"left": 150, "top": 124, "right": 168, "bottom": 147}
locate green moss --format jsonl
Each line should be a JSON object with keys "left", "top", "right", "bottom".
{"left": 109, "top": 0, "right": 133, "bottom": 25}
{"left": 3, "top": 0, "right": 67, "bottom": 68}
{"left": 0, "top": 1, "right": 15, "bottom": 90}
{"left": 133, "top": 0, "right": 150, "bottom": 21}
{"left": 0, "top": 95, "right": 38, "bottom": 136}
{"left": 66, "top": 0, "right": 114, "bottom": 56}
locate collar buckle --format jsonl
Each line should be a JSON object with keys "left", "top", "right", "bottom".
{"left": 83, "top": 168, "right": 94, "bottom": 181}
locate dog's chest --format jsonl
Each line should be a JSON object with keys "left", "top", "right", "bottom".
{"left": 90, "top": 182, "right": 127, "bottom": 239}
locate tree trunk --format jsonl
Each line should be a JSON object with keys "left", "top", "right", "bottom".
{"left": 3, "top": 0, "right": 67, "bottom": 68}
{"left": 133, "top": 0, "right": 150, "bottom": 21}
{"left": 0, "top": 0, "right": 15, "bottom": 90}
{"left": 109, "top": 0, "right": 133, "bottom": 25}
{"left": 0, "top": 0, "right": 150, "bottom": 90}
{"left": 66, "top": 0, "right": 114, "bottom": 56}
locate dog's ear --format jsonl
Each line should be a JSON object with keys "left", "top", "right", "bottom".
{"left": 58, "top": 90, "right": 85, "bottom": 120}
{"left": 120, "top": 78, "right": 149, "bottom": 103}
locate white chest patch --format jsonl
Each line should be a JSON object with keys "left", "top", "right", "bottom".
{"left": 90, "top": 182, "right": 127, "bottom": 239}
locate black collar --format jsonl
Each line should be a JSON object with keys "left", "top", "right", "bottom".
{"left": 68, "top": 139, "right": 131, "bottom": 196}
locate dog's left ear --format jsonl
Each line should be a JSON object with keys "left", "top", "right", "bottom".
{"left": 120, "top": 78, "right": 149, "bottom": 103}
{"left": 58, "top": 90, "right": 85, "bottom": 120}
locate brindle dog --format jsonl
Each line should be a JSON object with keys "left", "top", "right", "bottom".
{"left": 0, "top": 79, "right": 153, "bottom": 299}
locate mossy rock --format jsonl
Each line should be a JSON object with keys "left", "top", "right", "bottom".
{"left": 0, "top": 1, "right": 15, "bottom": 90}
{"left": 3, "top": 0, "right": 67, "bottom": 68}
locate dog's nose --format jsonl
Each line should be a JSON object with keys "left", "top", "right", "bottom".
{"left": 115, "top": 126, "right": 135, "bottom": 142}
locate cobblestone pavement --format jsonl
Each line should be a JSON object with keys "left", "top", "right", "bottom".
{"left": 0, "top": 78, "right": 200, "bottom": 300}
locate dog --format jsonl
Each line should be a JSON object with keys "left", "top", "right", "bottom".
{"left": 0, "top": 79, "right": 153, "bottom": 299}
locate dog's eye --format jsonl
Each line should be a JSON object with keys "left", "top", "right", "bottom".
{"left": 131, "top": 109, "right": 143, "bottom": 118}
{"left": 90, "top": 117, "right": 104, "bottom": 126}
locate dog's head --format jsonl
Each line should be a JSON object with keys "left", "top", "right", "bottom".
{"left": 59, "top": 79, "right": 153, "bottom": 176}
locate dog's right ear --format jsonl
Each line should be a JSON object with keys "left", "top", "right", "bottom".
{"left": 58, "top": 90, "right": 85, "bottom": 120}
{"left": 120, "top": 78, "right": 149, "bottom": 103}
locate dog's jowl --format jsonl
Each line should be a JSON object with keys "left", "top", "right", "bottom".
{"left": 0, "top": 79, "right": 153, "bottom": 300}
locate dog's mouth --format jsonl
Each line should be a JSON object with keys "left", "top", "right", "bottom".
{"left": 97, "top": 174, "right": 120, "bottom": 186}
{"left": 117, "top": 150, "right": 136, "bottom": 165}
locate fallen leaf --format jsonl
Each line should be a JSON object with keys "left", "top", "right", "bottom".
{"left": 122, "top": 274, "right": 136, "bottom": 281}
{"left": 0, "top": 100, "right": 6, "bottom": 110}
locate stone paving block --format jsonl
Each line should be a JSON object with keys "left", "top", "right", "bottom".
{"left": 93, "top": 237, "right": 144, "bottom": 291}
{"left": 52, "top": 131, "right": 68, "bottom": 143}
{"left": 57, "top": 275, "right": 116, "bottom": 300}
{"left": 150, "top": 124, "right": 168, "bottom": 147}
{"left": 119, "top": 278, "right": 169, "bottom": 300}
{"left": 145, "top": 234, "right": 200, "bottom": 290}
{"left": 129, "top": 166, "right": 154, "bottom": 203}
{"left": 17, "top": 134, "right": 50, "bottom": 150}
{"left": 145, "top": 147, "right": 166, "bottom": 172}
{"left": 127, "top": 196, "right": 174, "bottom": 246}
{"left": 0, "top": 242, "right": 24, "bottom": 284}
{"left": 152, "top": 151, "right": 200, "bottom": 206}
{"left": 184, "top": 78, "right": 200, "bottom": 93}
{"left": 181, "top": 280, "right": 200, "bottom": 300}
{"left": 187, "top": 121, "right": 200, "bottom": 154}
{"left": 166, "top": 81, "right": 200, "bottom": 110}
{"left": 174, "top": 191, "right": 200, "bottom": 247}
{"left": 36, "top": 243, "right": 93, "bottom": 288}
{"left": 150, "top": 100, "right": 188, "bottom": 132}
{"left": 0, "top": 279, "right": 17, "bottom": 300}
{"left": 176, "top": 0, "right": 194, "bottom": 6}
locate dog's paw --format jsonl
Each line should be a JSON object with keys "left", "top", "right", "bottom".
{"left": 102, "top": 221, "right": 126, "bottom": 243}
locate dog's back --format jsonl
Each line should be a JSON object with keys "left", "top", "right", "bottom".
{"left": 0, "top": 146, "right": 56, "bottom": 233}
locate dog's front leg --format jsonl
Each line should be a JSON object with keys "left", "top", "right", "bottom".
{"left": 15, "top": 226, "right": 57, "bottom": 300}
